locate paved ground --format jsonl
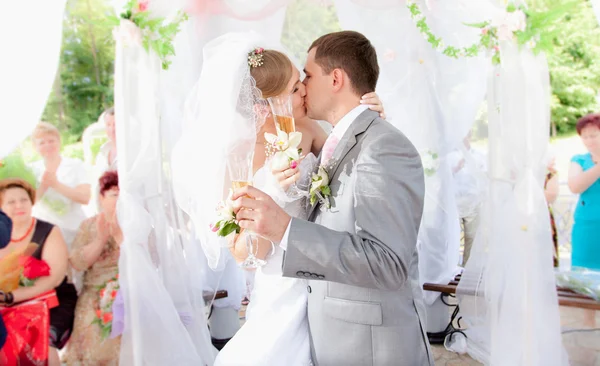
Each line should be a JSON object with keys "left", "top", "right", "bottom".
{"left": 240, "top": 305, "right": 599, "bottom": 365}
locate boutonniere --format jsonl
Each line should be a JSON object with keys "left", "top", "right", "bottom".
{"left": 209, "top": 190, "right": 240, "bottom": 237}
{"left": 264, "top": 131, "right": 303, "bottom": 168}
{"left": 309, "top": 165, "right": 332, "bottom": 209}
{"left": 421, "top": 150, "right": 439, "bottom": 177}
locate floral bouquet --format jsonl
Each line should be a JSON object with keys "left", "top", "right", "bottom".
{"left": 210, "top": 190, "right": 240, "bottom": 238}
{"left": 93, "top": 275, "right": 120, "bottom": 339}
{"left": 264, "top": 131, "right": 303, "bottom": 170}
{"left": 0, "top": 251, "right": 22, "bottom": 292}
{"left": 0, "top": 248, "right": 49, "bottom": 292}
{"left": 420, "top": 150, "right": 439, "bottom": 177}
{"left": 19, "top": 256, "right": 51, "bottom": 287}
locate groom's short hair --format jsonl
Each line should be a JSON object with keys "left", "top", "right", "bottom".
{"left": 309, "top": 31, "right": 379, "bottom": 96}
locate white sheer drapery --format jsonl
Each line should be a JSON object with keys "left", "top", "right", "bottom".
{"left": 113, "top": 14, "right": 216, "bottom": 365}
{"left": 592, "top": 0, "right": 600, "bottom": 25}
{"left": 456, "top": 42, "right": 567, "bottom": 366}
{"left": 160, "top": 3, "right": 287, "bottom": 312}
{"left": 0, "top": 1, "right": 66, "bottom": 158}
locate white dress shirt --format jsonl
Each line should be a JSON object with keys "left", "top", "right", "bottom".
{"left": 279, "top": 104, "right": 369, "bottom": 250}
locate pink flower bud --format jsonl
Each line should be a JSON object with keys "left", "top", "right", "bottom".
{"left": 138, "top": 1, "right": 149, "bottom": 12}
{"left": 209, "top": 224, "right": 218, "bottom": 232}
{"left": 290, "top": 160, "right": 298, "bottom": 169}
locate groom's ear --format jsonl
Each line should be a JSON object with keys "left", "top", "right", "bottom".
{"left": 331, "top": 68, "right": 345, "bottom": 93}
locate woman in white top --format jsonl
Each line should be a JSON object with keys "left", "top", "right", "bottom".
{"left": 90, "top": 107, "right": 118, "bottom": 214}
{"left": 94, "top": 107, "right": 118, "bottom": 174}
{"left": 30, "top": 122, "right": 91, "bottom": 248}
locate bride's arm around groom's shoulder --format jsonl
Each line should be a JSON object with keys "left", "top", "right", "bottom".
{"left": 283, "top": 124, "right": 425, "bottom": 290}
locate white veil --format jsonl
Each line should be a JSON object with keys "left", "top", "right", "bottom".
{"left": 171, "top": 31, "right": 267, "bottom": 271}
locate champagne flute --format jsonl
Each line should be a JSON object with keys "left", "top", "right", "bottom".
{"left": 268, "top": 94, "right": 296, "bottom": 134}
{"left": 267, "top": 94, "right": 306, "bottom": 198}
{"left": 227, "top": 148, "right": 266, "bottom": 268}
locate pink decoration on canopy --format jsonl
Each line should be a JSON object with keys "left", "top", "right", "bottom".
{"left": 188, "top": 0, "right": 292, "bottom": 20}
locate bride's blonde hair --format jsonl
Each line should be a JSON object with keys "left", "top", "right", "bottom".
{"left": 249, "top": 50, "right": 293, "bottom": 99}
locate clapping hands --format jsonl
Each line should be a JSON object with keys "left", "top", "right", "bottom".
{"left": 96, "top": 212, "right": 123, "bottom": 245}
{"left": 40, "top": 171, "right": 58, "bottom": 189}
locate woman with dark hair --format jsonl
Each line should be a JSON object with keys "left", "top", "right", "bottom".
{"left": 0, "top": 178, "right": 77, "bottom": 365}
{"left": 568, "top": 113, "right": 600, "bottom": 270}
{"left": 64, "top": 171, "right": 122, "bottom": 365}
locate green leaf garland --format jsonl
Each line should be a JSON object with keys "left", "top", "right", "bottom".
{"left": 108, "top": 0, "right": 188, "bottom": 70}
{"left": 406, "top": 0, "right": 572, "bottom": 65}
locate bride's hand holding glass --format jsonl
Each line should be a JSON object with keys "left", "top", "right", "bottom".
{"left": 271, "top": 159, "right": 302, "bottom": 192}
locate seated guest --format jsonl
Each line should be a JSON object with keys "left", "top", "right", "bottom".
{"left": 30, "top": 122, "right": 91, "bottom": 248}
{"left": 0, "top": 178, "right": 77, "bottom": 366}
{"left": 0, "top": 210, "right": 11, "bottom": 350}
{"left": 568, "top": 113, "right": 600, "bottom": 270}
{"left": 64, "top": 171, "right": 122, "bottom": 365}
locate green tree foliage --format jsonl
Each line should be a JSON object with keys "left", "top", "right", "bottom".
{"left": 281, "top": 0, "right": 341, "bottom": 63}
{"left": 41, "top": 0, "right": 599, "bottom": 141}
{"left": 531, "top": 0, "right": 600, "bottom": 134}
{"left": 42, "top": 0, "right": 115, "bottom": 143}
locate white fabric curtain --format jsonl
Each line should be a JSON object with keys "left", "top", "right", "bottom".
{"left": 456, "top": 42, "right": 566, "bottom": 366}
{"left": 592, "top": 0, "right": 600, "bottom": 25}
{"left": 112, "top": 4, "right": 290, "bottom": 364}
{"left": 160, "top": 2, "right": 288, "bottom": 313}
{"left": 113, "top": 14, "right": 216, "bottom": 364}
{"left": 0, "top": 0, "right": 66, "bottom": 158}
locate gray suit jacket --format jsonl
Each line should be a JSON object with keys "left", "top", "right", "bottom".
{"left": 282, "top": 110, "right": 433, "bottom": 366}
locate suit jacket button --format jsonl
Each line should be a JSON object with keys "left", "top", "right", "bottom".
{"left": 296, "top": 271, "right": 304, "bottom": 277}
{"left": 318, "top": 275, "right": 325, "bottom": 279}
{"left": 304, "top": 272, "right": 311, "bottom": 278}
{"left": 307, "top": 286, "right": 312, "bottom": 293}
{"left": 311, "top": 274, "right": 318, "bottom": 278}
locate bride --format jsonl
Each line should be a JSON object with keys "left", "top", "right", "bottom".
{"left": 172, "top": 32, "right": 383, "bottom": 366}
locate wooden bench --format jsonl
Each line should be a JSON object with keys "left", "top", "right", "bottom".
{"left": 202, "top": 290, "right": 228, "bottom": 304}
{"left": 422, "top": 274, "right": 600, "bottom": 344}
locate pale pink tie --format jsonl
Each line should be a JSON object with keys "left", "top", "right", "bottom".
{"left": 321, "top": 134, "right": 340, "bottom": 166}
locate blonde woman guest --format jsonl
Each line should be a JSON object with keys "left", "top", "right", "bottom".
{"left": 30, "top": 122, "right": 91, "bottom": 248}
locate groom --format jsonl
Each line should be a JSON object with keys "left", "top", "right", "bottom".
{"left": 232, "top": 31, "right": 432, "bottom": 365}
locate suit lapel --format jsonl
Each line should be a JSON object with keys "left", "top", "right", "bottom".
{"left": 308, "top": 110, "right": 378, "bottom": 219}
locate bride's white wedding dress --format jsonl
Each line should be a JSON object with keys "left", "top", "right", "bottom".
{"left": 215, "top": 157, "right": 316, "bottom": 366}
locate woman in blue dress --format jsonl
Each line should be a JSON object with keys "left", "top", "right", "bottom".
{"left": 568, "top": 113, "right": 600, "bottom": 270}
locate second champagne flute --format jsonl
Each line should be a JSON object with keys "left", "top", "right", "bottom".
{"left": 227, "top": 149, "right": 266, "bottom": 268}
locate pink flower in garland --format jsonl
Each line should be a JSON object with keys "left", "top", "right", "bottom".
{"left": 137, "top": 0, "right": 149, "bottom": 12}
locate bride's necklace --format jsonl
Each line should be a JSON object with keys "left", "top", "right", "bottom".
{"left": 11, "top": 218, "right": 36, "bottom": 242}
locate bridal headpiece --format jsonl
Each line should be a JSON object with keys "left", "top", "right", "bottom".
{"left": 248, "top": 47, "right": 265, "bottom": 68}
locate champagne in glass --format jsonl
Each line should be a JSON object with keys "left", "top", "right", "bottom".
{"left": 274, "top": 114, "right": 295, "bottom": 133}
{"left": 231, "top": 180, "right": 251, "bottom": 190}
{"left": 227, "top": 146, "right": 265, "bottom": 268}
{"left": 268, "top": 95, "right": 296, "bottom": 133}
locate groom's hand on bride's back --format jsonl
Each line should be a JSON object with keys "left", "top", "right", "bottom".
{"left": 231, "top": 186, "right": 291, "bottom": 243}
